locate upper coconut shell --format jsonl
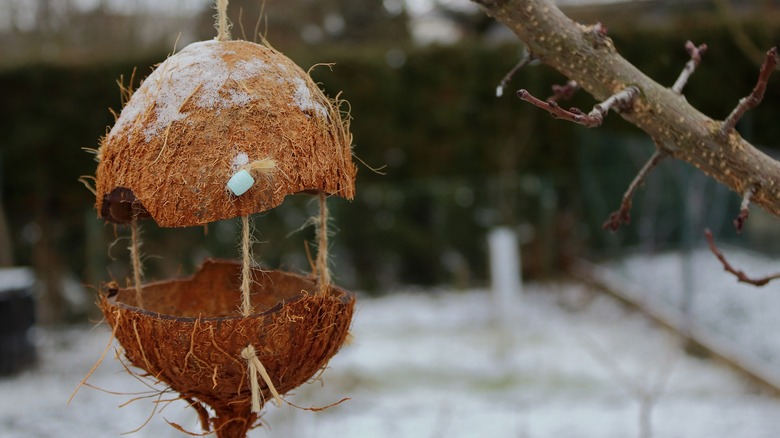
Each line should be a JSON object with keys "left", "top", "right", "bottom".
{"left": 95, "top": 40, "right": 356, "bottom": 227}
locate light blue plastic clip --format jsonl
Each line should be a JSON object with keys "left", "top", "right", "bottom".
{"left": 227, "top": 169, "right": 255, "bottom": 196}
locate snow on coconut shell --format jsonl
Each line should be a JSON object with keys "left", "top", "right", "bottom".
{"left": 96, "top": 39, "right": 356, "bottom": 227}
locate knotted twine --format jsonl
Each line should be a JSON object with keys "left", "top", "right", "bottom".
{"left": 236, "top": 190, "right": 332, "bottom": 412}
{"left": 240, "top": 344, "right": 281, "bottom": 411}
{"left": 212, "top": 0, "right": 280, "bottom": 411}
{"left": 237, "top": 214, "right": 282, "bottom": 411}
{"left": 235, "top": 156, "right": 283, "bottom": 411}
{"left": 218, "top": 0, "right": 337, "bottom": 412}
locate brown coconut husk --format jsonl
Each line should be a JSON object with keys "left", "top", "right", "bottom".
{"left": 95, "top": 39, "right": 356, "bottom": 227}
{"left": 99, "top": 258, "right": 355, "bottom": 437}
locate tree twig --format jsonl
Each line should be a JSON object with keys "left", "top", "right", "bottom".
{"left": 603, "top": 150, "right": 666, "bottom": 232}
{"left": 721, "top": 47, "right": 778, "bottom": 135}
{"left": 471, "top": 0, "right": 780, "bottom": 218}
{"left": 704, "top": 229, "right": 780, "bottom": 286}
{"left": 588, "top": 22, "right": 609, "bottom": 43}
{"left": 496, "top": 48, "right": 535, "bottom": 97}
{"left": 672, "top": 41, "right": 707, "bottom": 94}
{"left": 734, "top": 185, "right": 758, "bottom": 233}
{"left": 548, "top": 80, "right": 580, "bottom": 102}
{"left": 517, "top": 86, "right": 638, "bottom": 128}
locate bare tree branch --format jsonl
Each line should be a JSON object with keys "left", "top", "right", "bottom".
{"left": 517, "top": 86, "right": 638, "bottom": 128}
{"left": 517, "top": 89, "right": 597, "bottom": 126}
{"left": 705, "top": 229, "right": 780, "bottom": 286}
{"left": 672, "top": 41, "right": 707, "bottom": 94}
{"left": 721, "top": 47, "right": 778, "bottom": 135}
{"left": 472, "top": 0, "right": 780, "bottom": 219}
{"left": 603, "top": 150, "right": 666, "bottom": 232}
{"left": 496, "top": 48, "right": 535, "bottom": 97}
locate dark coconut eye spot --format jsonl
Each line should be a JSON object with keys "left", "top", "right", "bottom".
{"left": 100, "top": 187, "right": 151, "bottom": 223}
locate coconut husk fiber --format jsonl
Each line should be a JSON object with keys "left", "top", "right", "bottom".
{"left": 95, "top": 39, "right": 356, "bottom": 227}
{"left": 99, "top": 259, "right": 355, "bottom": 437}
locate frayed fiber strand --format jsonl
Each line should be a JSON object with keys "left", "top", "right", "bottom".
{"left": 129, "top": 219, "right": 144, "bottom": 307}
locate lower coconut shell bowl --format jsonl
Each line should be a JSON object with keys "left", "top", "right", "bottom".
{"left": 99, "top": 259, "right": 355, "bottom": 437}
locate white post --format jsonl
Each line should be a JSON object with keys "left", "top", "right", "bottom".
{"left": 488, "top": 226, "right": 522, "bottom": 324}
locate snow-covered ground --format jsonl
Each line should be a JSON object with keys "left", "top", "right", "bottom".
{"left": 2, "top": 274, "right": 780, "bottom": 438}
{"left": 597, "top": 247, "right": 780, "bottom": 388}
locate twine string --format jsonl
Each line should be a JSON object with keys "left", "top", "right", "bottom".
{"left": 241, "top": 345, "right": 281, "bottom": 412}
{"left": 215, "top": 0, "right": 231, "bottom": 41}
{"left": 129, "top": 219, "right": 144, "bottom": 307}
{"left": 315, "top": 191, "right": 331, "bottom": 293}
{"left": 238, "top": 216, "right": 281, "bottom": 411}
{"left": 240, "top": 215, "right": 253, "bottom": 317}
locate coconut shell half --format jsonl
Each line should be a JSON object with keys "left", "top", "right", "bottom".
{"left": 95, "top": 40, "right": 356, "bottom": 227}
{"left": 99, "top": 259, "right": 355, "bottom": 436}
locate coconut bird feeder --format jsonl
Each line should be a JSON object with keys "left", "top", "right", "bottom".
{"left": 90, "top": 3, "right": 356, "bottom": 437}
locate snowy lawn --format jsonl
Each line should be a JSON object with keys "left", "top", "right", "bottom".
{"left": 596, "top": 247, "right": 780, "bottom": 388}
{"left": 2, "top": 281, "right": 779, "bottom": 437}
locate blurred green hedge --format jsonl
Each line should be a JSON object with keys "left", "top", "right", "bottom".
{"left": 1, "top": 24, "right": 779, "bottom": 297}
